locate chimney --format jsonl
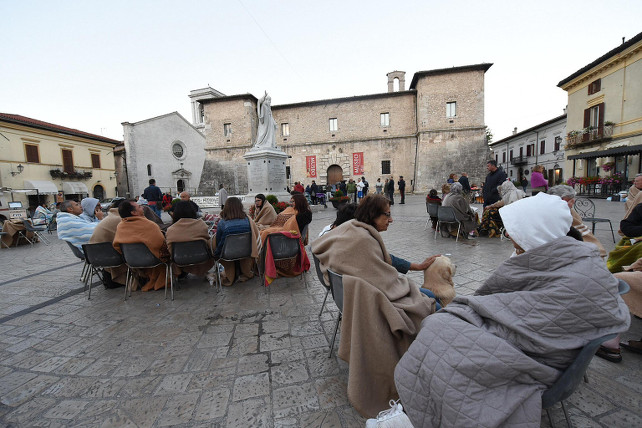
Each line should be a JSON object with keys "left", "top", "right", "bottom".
{"left": 386, "top": 71, "right": 406, "bottom": 93}
{"left": 513, "top": 127, "right": 517, "bottom": 135}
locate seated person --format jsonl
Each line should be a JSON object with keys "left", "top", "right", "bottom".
{"left": 425, "top": 189, "right": 442, "bottom": 229}
{"left": 137, "top": 198, "right": 166, "bottom": 229}
{"left": 113, "top": 200, "right": 169, "bottom": 292}
{"left": 548, "top": 185, "right": 606, "bottom": 258}
{"left": 319, "top": 202, "right": 358, "bottom": 236}
{"left": 607, "top": 202, "right": 642, "bottom": 273}
{"left": 395, "top": 193, "right": 630, "bottom": 428}
{"left": 79, "top": 197, "right": 104, "bottom": 223}
{"left": 479, "top": 180, "right": 525, "bottom": 237}
{"left": 214, "top": 197, "right": 259, "bottom": 286}
{"left": 57, "top": 200, "right": 98, "bottom": 251}
{"left": 165, "top": 201, "right": 215, "bottom": 278}
{"left": 89, "top": 198, "right": 128, "bottom": 288}
{"left": 250, "top": 194, "right": 277, "bottom": 230}
{"left": 168, "top": 191, "right": 201, "bottom": 218}
{"left": 610, "top": 259, "right": 642, "bottom": 361}
{"left": 311, "top": 194, "right": 438, "bottom": 418}
{"left": 33, "top": 202, "right": 54, "bottom": 226}
{"left": 442, "top": 182, "right": 478, "bottom": 238}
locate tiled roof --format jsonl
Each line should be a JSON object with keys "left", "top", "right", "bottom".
{"left": 0, "top": 113, "right": 121, "bottom": 145}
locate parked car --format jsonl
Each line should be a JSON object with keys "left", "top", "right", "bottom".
{"left": 100, "top": 197, "right": 124, "bottom": 211}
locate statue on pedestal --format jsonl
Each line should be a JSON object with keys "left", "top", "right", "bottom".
{"left": 254, "top": 91, "right": 277, "bottom": 149}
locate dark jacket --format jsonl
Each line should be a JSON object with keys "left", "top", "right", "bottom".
{"left": 387, "top": 180, "right": 395, "bottom": 193}
{"left": 621, "top": 203, "right": 642, "bottom": 237}
{"left": 142, "top": 184, "right": 163, "bottom": 202}
{"left": 458, "top": 176, "right": 471, "bottom": 193}
{"left": 482, "top": 167, "right": 507, "bottom": 207}
{"left": 398, "top": 179, "right": 406, "bottom": 191}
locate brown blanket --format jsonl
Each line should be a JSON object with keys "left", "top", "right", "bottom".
{"left": 571, "top": 208, "right": 607, "bottom": 258}
{"left": 614, "top": 258, "right": 642, "bottom": 317}
{"left": 311, "top": 220, "right": 435, "bottom": 418}
{"left": 165, "top": 218, "right": 215, "bottom": 277}
{"left": 113, "top": 216, "right": 169, "bottom": 291}
{"left": 253, "top": 203, "right": 278, "bottom": 230}
{"left": 259, "top": 207, "right": 305, "bottom": 278}
{"left": 89, "top": 209, "right": 127, "bottom": 285}
{"left": 625, "top": 184, "right": 641, "bottom": 217}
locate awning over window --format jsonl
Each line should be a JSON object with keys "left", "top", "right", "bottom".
{"left": 567, "top": 144, "right": 642, "bottom": 160}
{"left": 22, "top": 180, "right": 59, "bottom": 194}
{"left": 62, "top": 182, "right": 89, "bottom": 195}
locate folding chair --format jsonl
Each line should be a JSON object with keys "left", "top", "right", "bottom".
{"left": 312, "top": 253, "right": 331, "bottom": 317}
{"left": 170, "top": 240, "right": 213, "bottom": 291}
{"left": 260, "top": 233, "right": 305, "bottom": 291}
{"left": 0, "top": 231, "right": 11, "bottom": 249}
{"left": 82, "top": 242, "right": 125, "bottom": 300}
{"left": 120, "top": 243, "right": 171, "bottom": 301}
{"left": 64, "top": 241, "right": 91, "bottom": 286}
{"left": 326, "top": 268, "right": 344, "bottom": 358}
{"left": 20, "top": 219, "right": 50, "bottom": 245}
{"left": 435, "top": 206, "right": 462, "bottom": 242}
{"left": 573, "top": 198, "right": 615, "bottom": 242}
{"left": 425, "top": 202, "right": 439, "bottom": 231}
{"left": 214, "top": 232, "right": 253, "bottom": 292}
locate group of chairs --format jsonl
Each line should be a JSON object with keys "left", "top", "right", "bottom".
{"left": 309, "top": 253, "right": 631, "bottom": 428}
{"left": 425, "top": 203, "right": 465, "bottom": 242}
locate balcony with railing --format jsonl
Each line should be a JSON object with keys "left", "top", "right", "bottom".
{"left": 510, "top": 155, "right": 528, "bottom": 165}
{"left": 566, "top": 124, "right": 614, "bottom": 147}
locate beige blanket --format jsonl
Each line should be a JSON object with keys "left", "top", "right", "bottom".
{"left": 253, "top": 203, "right": 278, "bottom": 230}
{"left": 625, "top": 184, "right": 641, "bottom": 217}
{"left": 311, "top": 220, "right": 435, "bottom": 418}
{"left": 165, "top": 218, "right": 215, "bottom": 277}
{"left": 614, "top": 258, "right": 642, "bottom": 317}
{"left": 89, "top": 209, "right": 127, "bottom": 285}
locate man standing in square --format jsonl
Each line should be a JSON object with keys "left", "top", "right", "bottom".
{"left": 142, "top": 178, "right": 163, "bottom": 217}
{"left": 398, "top": 176, "right": 406, "bottom": 204}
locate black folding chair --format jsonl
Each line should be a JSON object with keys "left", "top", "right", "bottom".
{"left": 120, "top": 243, "right": 171, "bottom": 300}
{"left": 435, "top": 206, "right": 462, "bottom": 242}
{"left": 326, "top": 268, "right": 344, "bottom": 358}
{"left": 64, "top": 241, "right": 91, "bottom": 286}
{"left": 312, "top": 253, "right": 331, "bottom": 317}
{"left": 573, "top": 198, "right": 615, "bottom": 242}
{"left": 170, "top": 240, "right": 213, "bottom": 291}
{"left": 425, "top": 203, "right": 439, "bottom": 231}
{"left": 214, "top": 232, "right": 253, "bottom": 292}
{"left": 82, "top": 242, "right": 125, "bottom": 300}
{"left": 260, "top": 233, "right": 305, "bottom": 291}
{"left": 21, "top": 219, "right": 50, "bottom": 245}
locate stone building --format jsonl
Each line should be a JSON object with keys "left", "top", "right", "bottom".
{"left": 198, "top": 63, "right": 493, "bottom": 195}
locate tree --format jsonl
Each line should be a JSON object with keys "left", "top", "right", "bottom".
{"left": 485, "top": 127, "right": 493, "bottom": 145}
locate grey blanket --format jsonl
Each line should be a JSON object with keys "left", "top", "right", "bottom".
{"left": 394, "top": 237, "right": 631, "bottom": 427}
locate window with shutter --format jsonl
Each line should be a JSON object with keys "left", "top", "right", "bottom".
{"left": 526, "top": 145, "right": 531, "bottom": 157}
{"left": 540, "top": 140, "right": 546, "bottom": 155}
{"left": 91, "top": 153, "right": 101, "bottom": 169}
{"left": 588, "top": 79, "right": 601, "bottom": 95}
{"left": 25, "top": 144, "right": 40, "bottom": 163}
{"left": 62, "top": 149, "right": 74, "bottom": 173}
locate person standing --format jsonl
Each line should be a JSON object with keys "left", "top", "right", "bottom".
{"left": 458, "top": 172, "right": 471, "bottom": 193}
{"left": 398, "top": 176, "right": 406, "bottom": 204}
{"left": 356, "top": 178, "right": 365, "bottom": 201}
{"left": 482, "top": 160, "right": 507, "bottom": 208}
{"left": 362, "top": 176, "right": 369, "bottom": 196}
{"left": 375, "top": 178, "right": 383, "bottom": 194}
{"left": 142, "top": 178, "right": 163, "bottom": 217}
{"left": 218, "top": 184, "right": 228, "bottom": 210}
{"left": 520, "top": 175, "right": 529, "bottom": 192}
{"left": 387, "top": 176, "right": 395, "bottom": 205}
{"left": 310, "top": 180, "right": 319, "bottom": 205}
{"left": 530, "top": 165, "right": 549, "bottom": 196}
{"left": 347, "top": 179, "right": 357, "bottom": 203}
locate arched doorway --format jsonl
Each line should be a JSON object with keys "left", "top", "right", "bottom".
{"left": 177, "top": 179, "right": 185, "bottom": 193}
{"left": 327, "top": 165, "right": 343, "bottom": 186}
{"left": 93, "top": 184, "right": 105, "bottom": 201}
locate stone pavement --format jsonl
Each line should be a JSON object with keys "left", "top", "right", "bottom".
{"left": 0, "top": 195, "right": 640, "bottom": 427}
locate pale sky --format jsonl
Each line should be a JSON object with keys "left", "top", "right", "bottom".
{"left": 2, "top": 1, "right": 641, "bottom": 143}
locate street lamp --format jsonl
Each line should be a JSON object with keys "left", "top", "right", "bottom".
{"left": 10, "top": 164, "right": 24, "bottom": 176}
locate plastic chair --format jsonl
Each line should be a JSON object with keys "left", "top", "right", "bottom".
{"left": 541, "top": 333, "right": 617, "bottom": 428}
{"left": 326, "top": 268, "right": 344, "bottom": 358}
{"left": 312, "top": 253, "right": 331, "bottom": 317}
{"left": 260, "top": 233, "right": 304, "bottom": 290}
{"left": 64, "top": 241, "right": 91, "bottom": 286}
{"left": 20, "top": 219, "right": 50, "bottom": 245}
{"left": 120, "top": 243, "right": 171, "bottom": 300}
{"left": 82, "top": 242, "right": 125, "bottom": 300}
{"left": 435, "top": 206, "right": 462, "bottom": 242}
{"left": 425, "top": 203, "right": 439, "bottom": 231}
{"left": 169, "top": 239, "right": 213, "bottom": 291}
{"left": 573, "top": 198, "right": 615, "bottom": 242}
{"left": 214, "top": 232, "right": 252, "bottom": 292}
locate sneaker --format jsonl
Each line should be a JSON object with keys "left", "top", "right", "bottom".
{"left": 595, "top": 345, "right": 622, "bottom": 363}
{"left": 365, "top": 400, "right": 414, "bottom": 428}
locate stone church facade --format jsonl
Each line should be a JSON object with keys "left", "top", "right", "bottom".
{"left": 198, "top": 63, "right": 492, "bottom": 195}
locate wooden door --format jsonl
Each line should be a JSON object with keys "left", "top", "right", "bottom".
{"left": 327, "top": 165, "right": 343, "bottom": 186}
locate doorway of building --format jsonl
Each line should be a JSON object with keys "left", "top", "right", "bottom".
{"left": 177, "top": 179, "right": 185, "bottom": 193}
{"left": 93, "top": 184, "right": 105, "bottom": 201}
{"left": 327, "top": 165, "right": 343, "bottom": 186}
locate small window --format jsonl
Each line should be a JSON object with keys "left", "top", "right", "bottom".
{"left": 588, "top": 79, "right": 601, "bottom": 95}
{"left": 502, "top": 152, "right": 506, "bottom": 163}
{"left": 509, "top": 150, "right": 514, "bottom": 161}
{"left": 519, "top": 147, "right": 523, "bottom": 157}
{"left": 381, "top": 160, "right": 391, "bottom": 175}
{"left": 540, "top": 140, "right": 546, "bottom": 155}
{"left": 446, "top": 102, "right": 457, "bottom": 118}
{"left": 147, "top": 164, "right": 152, "bottom": 176}
{"left": 380, "top": 113, "right": 390, "bottom": 127}
{"left": 527, "top": 145, "right": 532, "bottom": 156}
{"left": 509, "top": 169, "right": 513, "bottom": 177}
{"left": 224, "top": 123, "right": 232, "bottom": 137}
{"left": 495, "top": 154, "right": 498, "bottom": 163}
{"left": 329, "top": 118, "right": 338, "bottom": 132}
{"left": 172, "top": 143, "right": 184, "bottom": 159}
{"left": 91, "top": 153, "right": 101, "bottom": 169}
{"left": 281, "top": 123, "right": 290, "bottom": 137}
{"left": 554, "top": 136, "right": 562, "bottom": 151}
{"left": 62, "top": 149, "right": 74, "bottom": 173}
{"left": 25, "top": 144, "right": 40, "bottom": 163}
{"left": 199, "top": 104, "right": 205, "bottom": 123}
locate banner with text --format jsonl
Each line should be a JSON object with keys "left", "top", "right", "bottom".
{"left": 306, "top": 155, "right": 317, "bottom": 178}
{"left": 352, "top": 152, "right": 364, "bottom": 175}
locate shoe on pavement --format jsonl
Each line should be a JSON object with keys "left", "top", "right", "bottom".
{"left": 365, "top": 400, "right": 414, "bottom": 427}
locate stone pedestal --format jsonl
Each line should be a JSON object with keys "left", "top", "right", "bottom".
{"left": 243, "top": 148, "right": 290, "bottom": 201}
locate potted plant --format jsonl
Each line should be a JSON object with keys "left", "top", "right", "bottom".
{"left": 329, "top": 190, "right": 350, "bottom": 208}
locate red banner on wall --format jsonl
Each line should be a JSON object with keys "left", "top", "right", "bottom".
{"left": 306, "top": 155, "right": 317, "bottom": 178}
{"left": 353, "top": 152, "right": 364, "bottom": 175}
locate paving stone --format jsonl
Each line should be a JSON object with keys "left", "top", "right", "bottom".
{"left": 1, "top": 374, "right": 59, "bottom": 406}
{"left": 31, "top": 356, "right": 71, "bottom": 373}
{"left": 271, "top": 360, "right": 310, "bottom": 386}
{"left": 270, "top": 348, "right": 306, "bottom": 364}
{"left": 154, "top": 373, "right": 193, "bottom": 395}
{"left": 2, "top": 397, "right": 57, "bottom": 424}
{"left": 157, "top": 392, "right": 199, "bottom": 426}
{"left": 120, "top": 396, "right": 167, "bottom": 428}
{"left": 193, "top": 388, "right": 230, "bottom": 420}
{"left": 232, "top": 372, "right": 270, "bottom": 401}
{"left": 598, "top": 408, "right": 642, "bottom": 427}
{"left": 262, "top": 319, "right": 290, "bottom": 334}
{"left": 300, "top": 410, "right": 343, "bottom": 428}
{"left": 43, "top": 399, "right": 88, "bottom": 419}
{"left": 260, "top": 332, "right": 292, "bottom": 352}
{"left": 237, "top": 353, "right": 269, "bottom": 376}
{"left": 0, "top": 371, "right": 38, "bottom": 395}
{"left": 273, "top": 382, "right": 320, "bottom": 418}
{"left": 315, "top": 376, "right": 350, "bottom": 409}
{"left": 225, "top": 397, "right": 271, "bottom": 428}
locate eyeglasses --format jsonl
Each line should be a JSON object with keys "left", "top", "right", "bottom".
{"left": 383, "top": 212, "right": 391, "bottom": 217}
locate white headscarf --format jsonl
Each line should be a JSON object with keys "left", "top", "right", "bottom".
{"left": 499, "top": 192, "right": 572, "bottom": 252}
{"left": 499, "top": 181, "right": 525, "bottom": 205}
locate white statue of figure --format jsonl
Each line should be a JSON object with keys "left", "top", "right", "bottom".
{"left": 254, "top": 91, "right": 277, "bottom": 149}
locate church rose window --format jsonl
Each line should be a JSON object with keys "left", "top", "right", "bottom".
{"left": 172, "top": 142, "right": 184, "bottom": 159}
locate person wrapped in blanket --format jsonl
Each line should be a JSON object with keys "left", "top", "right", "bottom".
{"left": 478, "top": 180, "right": 525, "bottom": 237}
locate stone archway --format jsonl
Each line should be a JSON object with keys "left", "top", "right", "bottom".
{"left": 177, "top": 179, "right": 185, "bottom": 193}
{"left": 327, "top": 165, "right": 343, "bottom": 186}
{"left": 93, "top": 184, "right": 105, "bottom": 201}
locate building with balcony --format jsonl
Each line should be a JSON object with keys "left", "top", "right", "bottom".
{"left": 558, "top": 31, "right": 642, "bottom": 196}
{"left": 0, "top": 113, "right": 119, "bottom": 216}
{"left": 490, "top": 114, "right": 567, "bottom": 189}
